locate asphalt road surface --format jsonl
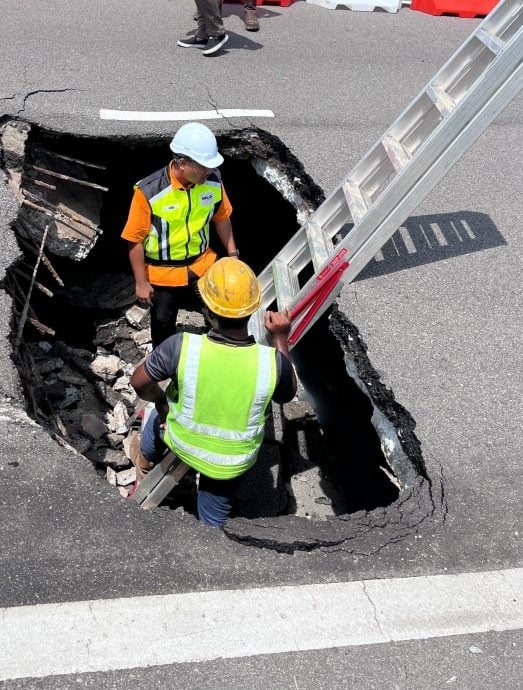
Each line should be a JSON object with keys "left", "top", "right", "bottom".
{"left": 0, "top": 0, "right": 521, "bottom": 688}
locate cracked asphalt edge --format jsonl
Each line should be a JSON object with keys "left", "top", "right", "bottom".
{"left": 0, "top": 118, "right": 444, "bottom": 557}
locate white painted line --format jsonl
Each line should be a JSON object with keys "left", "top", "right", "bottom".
{"left": 0, "top": 568, "right": 521, "bottom": 681}
{"left": 99, "top": 109, "right": 275, "bottom": 121}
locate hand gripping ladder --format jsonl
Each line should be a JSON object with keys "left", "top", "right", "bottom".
{"left": 249, "top": 0, "right": 523, "bottom": 347}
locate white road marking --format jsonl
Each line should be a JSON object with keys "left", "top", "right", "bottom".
{"left": 0, "top": 568, "right": 521, "bottom": 681}
{"left": 99, "top": 109, "right": 275, "bottom": 121}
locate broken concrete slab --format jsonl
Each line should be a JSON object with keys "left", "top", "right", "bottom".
{"left": 106, "top": 401, "right": 128, "bottom": 435}
{"left": 81, "top": 413, "right": 108, "bottom": 441}
{"left": 113, "top": 375, "right": 130, "bottom": 391}
{"left": 116, "top": 466, "right": 136, "bottom": 486}
{"left": 89, "top": 354, "right": 123, "bottom": 379}
{"left": 68, "top": 434, "right": 92, "bottom": 455}
{"left": 57, "top": 365, "right": 86, "bottom": 386}
{"left": 58, "top": 385, "right": 81, "bottom": 409}
{"left": 35, "top": 357, "right": 64, "bottom": 375}
{"left": 130, "top": 329, "right": 151, "bottom": 347}
{"left": 125, "top": 305, "right": 149, "bottom": 329}
{"left": 105, "top": 433, "right": 124, "bottom": 449}
{"left": 106, "top": 466, "right": 117, "bottom": 486}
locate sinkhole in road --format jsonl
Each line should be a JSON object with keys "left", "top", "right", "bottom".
{"left": 2, "top": 122, "right": 427, "bottom": 530}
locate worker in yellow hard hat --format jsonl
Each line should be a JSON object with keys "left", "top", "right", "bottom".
{"left": 131, "top": 258, "right": 296, "bottom": 526}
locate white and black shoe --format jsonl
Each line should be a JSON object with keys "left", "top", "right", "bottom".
{"left": 177, "top": 35, "right": 208, "bottom": 48}
{"left": 202, "top": 34, "right": 228, "bottom": 56}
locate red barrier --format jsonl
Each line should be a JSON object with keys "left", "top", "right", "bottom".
{"left": 411, "top": 0, "right": 496, "bottom": 17}
{"left": 223, "top": 0, "right": 294, "bottom": 6}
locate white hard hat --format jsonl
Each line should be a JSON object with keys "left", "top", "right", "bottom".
{"left": 170, "top": 122, "right": 224, "bottom": 169}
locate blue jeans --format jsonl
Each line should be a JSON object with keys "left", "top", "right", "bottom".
{"left": 141, "top": 409, "right": 243, "bottom": 527}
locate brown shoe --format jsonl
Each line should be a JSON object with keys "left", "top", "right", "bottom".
{"left": 244, "top": 8, "right": 260, "bottom": 31}
{"left": 128, "top": 431, "right": 154, "bottom": 479}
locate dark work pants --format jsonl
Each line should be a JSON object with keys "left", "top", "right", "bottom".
{"left": 150, "top": 278, "right": 204, "bottom": 349}
{"left": 195, "top": 0, "right": 225, "bottom": 39}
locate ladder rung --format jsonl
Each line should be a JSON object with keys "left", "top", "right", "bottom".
{"left": 426, "top": 84, "right": 456, "bottom": 118}
{"left": 253, "top": 0, "right": 522, "bottom": 349}
{"left": 476, "top": 28, "right": 507, "bottom": 55}
{"left": 382, "top": 135, "right": 412, "bottom": 173}
{"left": 342, "top": 180, "right": 369, "bottom": 225}
{"left": 306, "top": 220, "right": 334, "bottom": 271}
{"left": 141, "top": 461, "right": 189, "bottom": 510}
{"left": 272, "top": 260, "right": 299, "bottom": 310}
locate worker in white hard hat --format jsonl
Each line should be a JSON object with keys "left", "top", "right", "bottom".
{"left": 121, "top": 122, "right": 239, "bottom": 349}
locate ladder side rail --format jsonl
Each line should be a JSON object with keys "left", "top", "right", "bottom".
{"left": 253, "top": 0, "right": 521, "bottom": 344}
{"left": 340, "top": 29, "right": 522, "bottom": 281}
{"left": 259, "top": 0, "right": 520, "bottom": 294}
{"left": 256, "top": 184, "right": 354, "bottom": 298}
{"left": 348, "top": 2, "right": 520, "bottom": 166}
{"left": 310, "top": 5, "right": 515, "bottom": 232}
{"left": 482, "top": 0, "right": 522, "bottom": 40}
{"left": 257, "top": 240, "right": 314, "bottom": 310}
{"left": 286, "top": 47, "right": 522, "bottom": 343}
{"left": 345, "top": 66, "right": 522, "bottom": 283}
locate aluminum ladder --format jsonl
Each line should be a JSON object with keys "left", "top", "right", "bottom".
{"left": 131, "top": 402, "right": 190, "bottom": 510}
{"left": 249, "top": 0, "right": 522, "bottom": 347}
{"left": 132, "top": 449, "right": 189, "bottom": 510}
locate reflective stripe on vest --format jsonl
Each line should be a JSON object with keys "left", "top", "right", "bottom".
{"left": 163, "top": 333, "right": 277, "bottom": 479}
{"left": 136, "top": 167, "right": 222, "bottom": 265}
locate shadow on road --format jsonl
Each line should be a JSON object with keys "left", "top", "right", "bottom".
{"left": 353, "top": 211, "right": 507, "bottom": 281}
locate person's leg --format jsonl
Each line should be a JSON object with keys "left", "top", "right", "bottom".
{"left": 197, "top": 474, "right": 240, "bottom": 527}
{"left": 195, "top": 0, "right": 225, "bottom": 37}
{"left": 150, "top": 286, "right": 179, "bottom": 349}
{"left": 129, "top": 409, "right": 169, "bottom": 479}
{"left": 178, "top": 1, "right": 209, "bottom": 47}
{"left": 243, "top": 0, "right": 259, "bottom": 31}
{"left": 140, "top": 409, "right": 169, "bottom": 464}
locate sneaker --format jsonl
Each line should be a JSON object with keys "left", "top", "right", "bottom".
{"left": 202, "top": 33, "right": 228, "bottom": 56}
{"left": 244, "top": 9, "right": 260, "bottom": 31}
{"left": 177, "top": 35, "right": 208, "bottom": 48}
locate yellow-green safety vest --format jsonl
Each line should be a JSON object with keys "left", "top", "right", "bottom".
{"left": 164, "top": 333, "right": 278, "bottom": 479}
{"left": 136, "top": 166, "right": 223, "bottom": 266}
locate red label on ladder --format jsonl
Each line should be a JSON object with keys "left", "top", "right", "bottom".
{"left": 289, "top": 251, "right": 350, "bottom": 346}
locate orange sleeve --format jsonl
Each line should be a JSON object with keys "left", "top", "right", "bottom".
{"left": 212, "top": 184, "right": 233, "bottom": 223}
{"left": 121, "top": 188, "right": 151, "bottom": 243}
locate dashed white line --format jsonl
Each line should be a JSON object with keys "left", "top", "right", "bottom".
{"left": 99, "top": 109, "right": 275, "bottom": 121}
{"left": 0, "top": 568, "right": 521, "bottom": 681}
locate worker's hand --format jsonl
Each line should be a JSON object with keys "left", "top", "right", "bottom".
{"left": 264, "top": 309, "right": 292, "bottom": 338}
{"left": 136, "top": 280, "right": 154, "bottom": 307}
{"left": 155, "top": 400, "right": 169, "bottom": 427}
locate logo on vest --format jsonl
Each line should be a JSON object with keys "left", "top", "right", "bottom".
{"left": 200, "top": 193, "right": 214, "bottom": 206}
{"left": 162, "top": 204, "right": 180, "bottom": 211}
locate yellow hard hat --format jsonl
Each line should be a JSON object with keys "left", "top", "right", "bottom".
{"left": 198, "top": 258, "right": 261, "bottom": 318}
